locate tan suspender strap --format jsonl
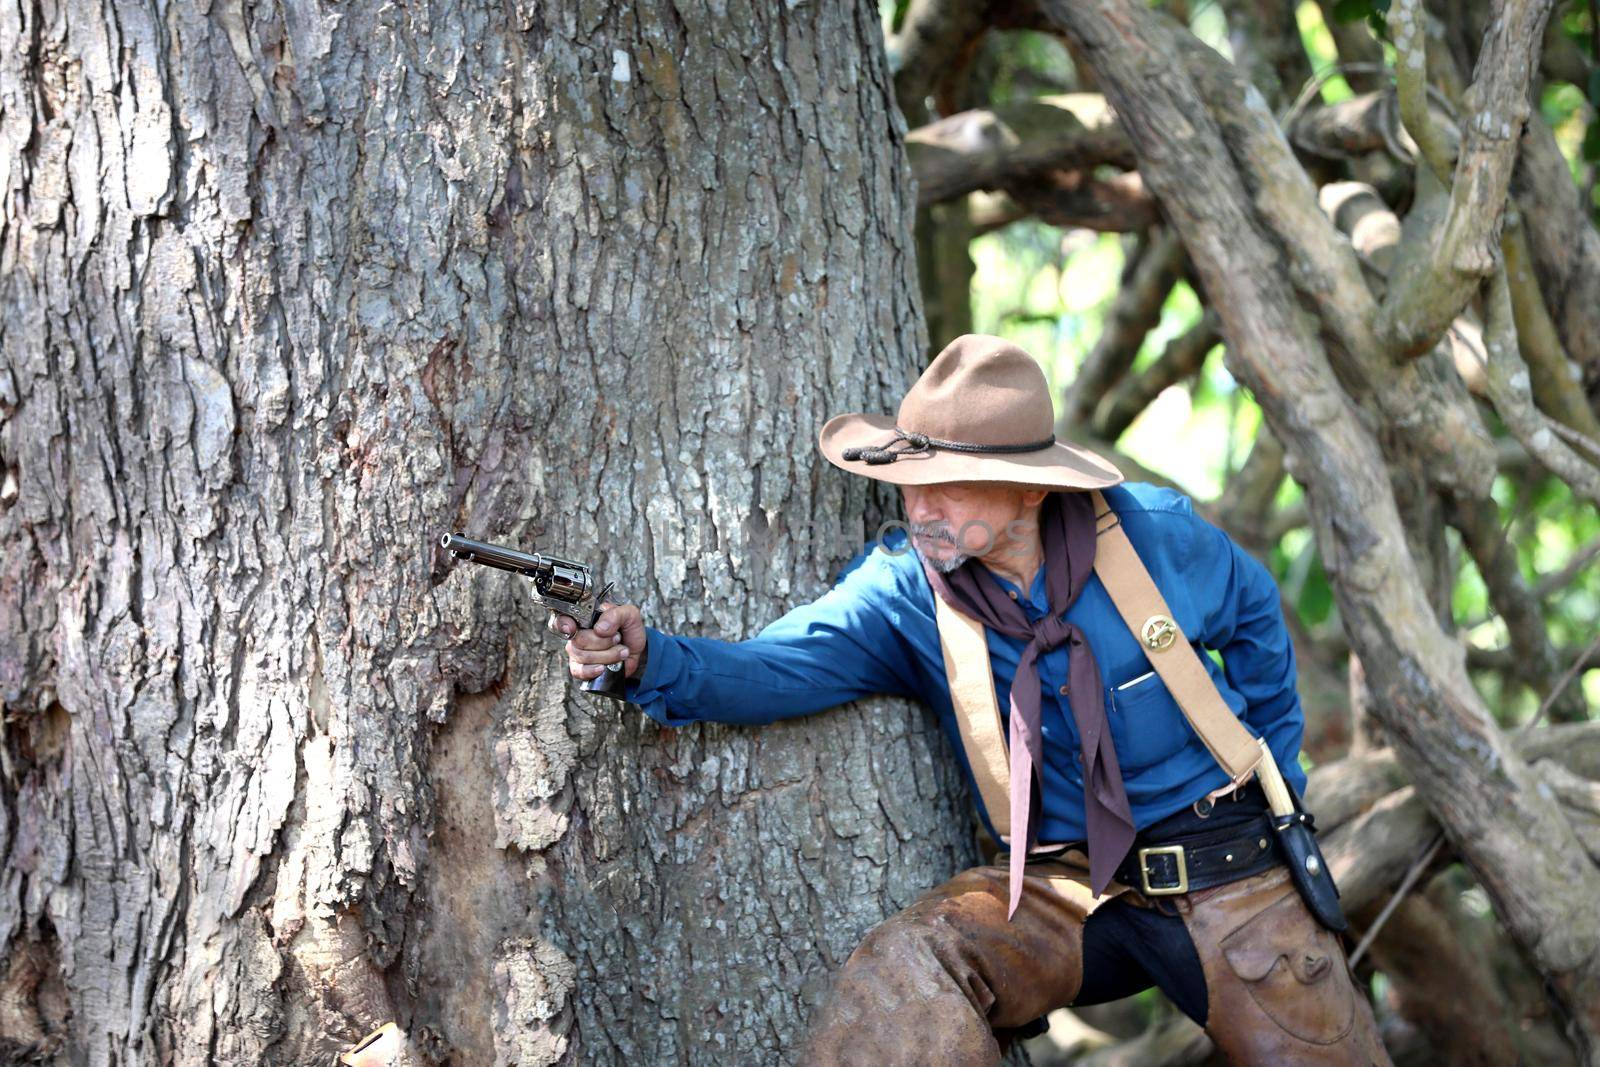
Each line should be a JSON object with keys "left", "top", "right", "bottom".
{"left": 932, "top": 593, "right": 1015, "bottom": 839}
{"left": 1088, "top": 490, "right": 1263, "bottom": 783}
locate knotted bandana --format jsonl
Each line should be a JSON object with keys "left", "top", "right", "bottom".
{"left": 923, "top": 491, "right": 1136, "bottom": 919}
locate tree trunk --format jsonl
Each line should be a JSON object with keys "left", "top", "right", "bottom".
{"left": 0, "top": 2, "right": 976, "bottom": 1064}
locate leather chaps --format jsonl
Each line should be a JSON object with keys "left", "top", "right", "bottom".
{"left": 803, "top": 861, "right": 1391, "bottom": 1066}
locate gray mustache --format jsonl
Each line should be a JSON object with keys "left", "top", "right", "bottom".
{"left": 910, "top": 523, "right": 958, "bottom": 544}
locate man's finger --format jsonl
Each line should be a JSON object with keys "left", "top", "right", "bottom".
{"left": 566, "top": 641, "right": 629, "bottom": 665}
{"left": 568, "top": 628, "right": 617, "bottom": 652}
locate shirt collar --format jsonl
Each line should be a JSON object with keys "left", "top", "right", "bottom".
{"left": 980, "top": 563, "right": 1050, "bottom": 620}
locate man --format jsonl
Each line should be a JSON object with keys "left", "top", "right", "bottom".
{"left": 554, "top": 335, "right": 1389, "bottom": 1065}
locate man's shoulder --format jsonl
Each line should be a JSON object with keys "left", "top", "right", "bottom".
{"left": 1098, "top": 482, "right": 1208, "bottom": 566}
{"left": 832, "top": 526, "right": 931, "bottom": 602}
{"left": 825, "top": 531, "right": 934, "bottom": 630}
{"left": 1100, "top": 481, "right": 1198, "bottom": 521}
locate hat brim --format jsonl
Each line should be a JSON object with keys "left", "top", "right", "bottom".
{"left": 818, "top": 413, "right": 1124, "bottom": 490}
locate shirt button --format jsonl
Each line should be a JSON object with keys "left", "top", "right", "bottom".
{"left": 1007, "top": 590, "right": 1018, "bottom": 600}
{"left": 1058, "top": 684, "right": 1070, "bottom": 696}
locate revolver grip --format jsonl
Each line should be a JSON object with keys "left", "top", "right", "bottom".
{"left": 575, "top": 578, "right": 628, "bottom": 703}
{"left": 581, "top": 661, "right": 630, "bottom": 703}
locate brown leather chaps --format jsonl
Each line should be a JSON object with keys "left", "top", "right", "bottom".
{"left": 803, "top": 861, "right": 1391, "bottom": 1066}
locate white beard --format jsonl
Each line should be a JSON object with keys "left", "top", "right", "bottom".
{"left": 909, "top": 523, "right": 971, "bottom": 573}
{"left": 914, "top": 543, "right": 971, "bottom": 574}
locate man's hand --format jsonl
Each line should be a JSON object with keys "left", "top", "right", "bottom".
{"left": 550, "top": 602, "right": 648, "bottom": 681}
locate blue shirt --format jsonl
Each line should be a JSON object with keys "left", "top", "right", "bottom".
{"left": 624, "top": 482, "right": 1307, "bottom": 845}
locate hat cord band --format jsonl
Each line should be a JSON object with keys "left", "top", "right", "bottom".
{"left": 841, "top": 427, "right": 1057, "bottom": 466}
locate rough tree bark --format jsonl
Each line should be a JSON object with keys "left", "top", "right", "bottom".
{"left": 0, "top": 1, "right": 975, "bottom": 1064}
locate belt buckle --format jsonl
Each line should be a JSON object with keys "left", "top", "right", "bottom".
{"left": 1138, "top": 845, "right": 1189, "bottom": 896}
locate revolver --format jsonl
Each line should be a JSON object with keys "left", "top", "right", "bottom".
{"left": 439, "top": 533, "right": 628, "bottom": 703}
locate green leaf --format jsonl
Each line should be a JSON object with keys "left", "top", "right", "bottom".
{"left": 1364, "top": 0, "right": 1392, "bottom": 37}
{"left": 889, "top": 0, "right": 912, "bottom": 33}
{"left": 1297, "top": 555, "right": 1335, "bottom": 625}
{"left": 1560, "top": 6, "right": 1595, "bottom": 49}
{"left": 1332, "top": 0, "right": 1370, "bottom": 24}
{"left": 1582, "top": 119, "right": 1600, "bottom": 164}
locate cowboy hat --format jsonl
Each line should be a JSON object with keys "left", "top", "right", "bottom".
{"left": 818, "top": 334, "right": 1123, "bottom": 490}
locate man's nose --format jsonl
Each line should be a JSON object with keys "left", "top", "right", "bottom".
{"left": 902, "top": 489, "right": 936, "bottom": 524}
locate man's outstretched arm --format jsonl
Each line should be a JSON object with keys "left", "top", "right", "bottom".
{"left": 556, "top": 545, "right": 920, "bottom": 727}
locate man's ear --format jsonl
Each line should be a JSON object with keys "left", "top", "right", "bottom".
{"left": 1021, "top": 488, "right": 1048, "bottom": 509}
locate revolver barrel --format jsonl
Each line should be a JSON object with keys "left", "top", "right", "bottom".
{"left": 439, "top": 533, "right": 594, "bottom": 604}
{"left": 439, "top": 533, "right": 544, "bottom": 576}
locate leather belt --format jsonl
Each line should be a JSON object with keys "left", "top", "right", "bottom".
{"left": 1113, "top": 820, "right": 1281, "bottom": 897}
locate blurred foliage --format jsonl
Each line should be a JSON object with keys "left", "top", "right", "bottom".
{"left": 1298, "top": 1, "right": 1357, "bottom": 104}
{"left": 976, "top": 32, "right": 1078, "bottom": 104}
{"left": 1547, "top": 2, "right": 1599, "bottom": 210}
{"left": 957, "top": 0, "right": 1597, "bottom": 721}
{"left": 1331, "top": 0, "right": 1392, "bottom": 41}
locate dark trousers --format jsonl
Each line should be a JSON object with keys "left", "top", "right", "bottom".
{"left": 1069, "top": 782, "right": 1282, "bottom": 1024}
{"left": 1074, "top": 894, "right": 1208, "bottom": 1022}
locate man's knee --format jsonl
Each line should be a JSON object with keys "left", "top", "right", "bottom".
{"left": 807, "top": 898, "right": 1005, "bottom": 1067}
{"left": 846, "top": 899, "right": 968, "bottom": 978}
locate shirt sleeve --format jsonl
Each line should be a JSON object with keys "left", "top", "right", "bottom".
{"left": 622, "top": 544, "right": 921, "bottom": 728}
{"left": 1188, "top": 514, "right": 1309, "bottom": 794}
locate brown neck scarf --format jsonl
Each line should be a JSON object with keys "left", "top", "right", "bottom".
{"left": 923, "top": 490, "right": 1136, "bottom": 919}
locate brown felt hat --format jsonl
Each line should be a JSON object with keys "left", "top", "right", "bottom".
{"left": 819, "top": 334, "right": 1123, "bottom": 490}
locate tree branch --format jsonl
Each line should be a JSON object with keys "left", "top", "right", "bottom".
{"left": 1500, "top": 215, "right": 1600, "bottom": 439}
{"left": 1311, "top": 0, "right": 1389, "bottom": 94}
{"left": 1448, "top": 492, "right": 1589, "bottom": 723}
{"left": 1058, "top": 228, "right": 1185, "bottom": 431}
{"left": 1511, "top": 110, "right": 1600, "bottom": 412}
{"left": 1375, "top": 0, "right": 1559, "bottom": 358}
{"left": 1534, "top": 536, "right": 1600, "bottom": 600}
{"left": 1480, "top": 265, "right": 1600, "bottom": 508}
{"left": 1215, "top": 0, "right": 1316, "bottom": 109}
{"left": 1467, "top": 640, "right": 1600, "bottom": 677}
{"left": 1356, "top": 893, "right": 1521, "bottom": 1065}
{"left": 1288, "top": 89, "right": 1407, "bottom": 162}
{"left": 904, "top": 95, "right": 1134, "bottom": 206}
{"left": 1179, "top": 44, "right": 1501, "bottom": 502}
{"left": 1003, "top": 170, "right": 1159, "bottom": 233}
{"left": 909, "top": 89, "right": 1458, "bottom": 221}
{"left": 1090, "top": 311, "right": 1219, "bottom": 441}
{"left": 1539, "top": 10, "right": 1598, "bottom": 88}
{"left": 1390, "top": 0, "right": 1458, "bottom": 182}
{"left": 892, "top": 0, "right": 1002, "bottom": 124}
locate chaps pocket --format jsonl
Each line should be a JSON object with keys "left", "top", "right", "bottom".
{"left": 1218, "top": 886, "right": 1355, "bottom": 1045}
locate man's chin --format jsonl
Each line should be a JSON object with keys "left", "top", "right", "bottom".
{"left": 914, "top": 544, "right": 970, "bottom": 574}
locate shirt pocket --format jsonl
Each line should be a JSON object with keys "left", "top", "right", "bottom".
{"left": 1105, "top": 669, "right": 1192, "bottom": 771}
